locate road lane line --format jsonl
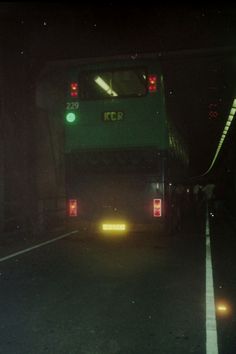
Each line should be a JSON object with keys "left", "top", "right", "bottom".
{"left": 0, "top": 230, "right": 78, "bottom": 263}
{"left": 205, "top": 206, "right": 219, "bottom": 354}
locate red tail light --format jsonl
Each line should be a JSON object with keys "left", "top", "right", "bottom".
{"left": 70, "top": 82, "right": 78, "bottom": 97}
{"left": 69, "top": 199, "right": 78, "bottom": 217}
{"left": 153, "top": 199, "right": 162, "bottom": 217}
{"left": 148, "top": 75, "right": 157, "bottom": 93}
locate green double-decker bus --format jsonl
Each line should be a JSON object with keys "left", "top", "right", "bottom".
{"left": 37, "top": 54, "right": 189, "bottom": 234}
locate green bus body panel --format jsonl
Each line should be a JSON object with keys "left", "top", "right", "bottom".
{"left": 63, "top": 58, "right": 169, "bottom": 152}
{"left": 66, "top": 96, "right": 168, "bottom": 151}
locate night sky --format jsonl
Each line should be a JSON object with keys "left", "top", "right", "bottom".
{"left": 1, "top": 3, "right": 236, "bottom": 177}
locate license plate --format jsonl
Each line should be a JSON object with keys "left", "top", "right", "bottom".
{"left": 102, "top": 223, "right": 126, "bottom": 231}
{"left": 103, "top": 111, "right": 124, "bottom": 122}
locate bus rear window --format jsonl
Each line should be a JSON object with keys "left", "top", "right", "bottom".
{"left": 79, "top": 68, "right": 147, "bottom": 100}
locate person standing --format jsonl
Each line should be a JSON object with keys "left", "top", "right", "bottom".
{"left": 174, "top": 184, "right": 186, "bottom": 231}
{"left": 202, "top": 182, "right": 215, "bottom": 214}
{"left": 193, "top": 183, "right": 202, "bottom": 203}
{"left": 192, "top": 183, "right": 203, "bottom": 219}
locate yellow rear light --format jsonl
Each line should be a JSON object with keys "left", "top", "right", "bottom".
{"left": 102, "top": 223, "right": 126, "bottom": 231}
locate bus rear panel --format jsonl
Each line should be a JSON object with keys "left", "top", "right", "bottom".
{"left": 65, "top": 150, "right": 166, "bottom": 233}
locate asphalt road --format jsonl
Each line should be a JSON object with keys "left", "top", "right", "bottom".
{"left": 0, "top": 215, "right": 235, "bottom": 354}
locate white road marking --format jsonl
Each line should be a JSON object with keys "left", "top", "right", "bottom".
{"left": 0, "top": 230, "right": 78, "bottom": 263}
{"left": 205, "top": 206, "right": 219, "bottom": 354}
